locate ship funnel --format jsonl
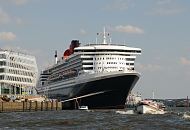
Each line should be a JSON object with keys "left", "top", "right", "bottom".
{"left": 63, "top": 40, "right": 80, "bottom": 60}
{"left": 55, "top": 50, "right": 58, "bottom": 64}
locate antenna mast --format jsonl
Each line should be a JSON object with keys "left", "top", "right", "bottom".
{"left": 103, "top": 27, "right": 107, "bottom": 44}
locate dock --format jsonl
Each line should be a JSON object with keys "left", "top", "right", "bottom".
{"left": 0, "top": 95, "right": 62, "bottom": 112}
{"left": 0, "top": 101, "right": 62, "bottom": 112}
{"left": 0, "top": 100, "right": 62, "bottom": 112}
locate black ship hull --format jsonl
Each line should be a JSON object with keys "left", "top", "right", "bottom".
{"left": 45, "top": 72, "right": 140, "bottom": 109}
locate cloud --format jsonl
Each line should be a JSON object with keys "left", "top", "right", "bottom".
{"left": 111, "top": 25, "right": 144, "bottom": 34}
{"left": 156, "top": 0, "right": 172, "bottom": 5}
{"left": 79, "top": 29, "right": 87, "bottom": 35}
{"left": 5, "top": 0, "right": 29, "bottom": 6}
{"left": 14, "top": 0, "right": 28, "bottom": 5}
{"left": 0, "top": 32, "right": 16, "bottom": 41}
{"left": 136, "top": 63, "right": 162, "bottom": 72}
{"left": 180, "top": 57, "right": 190, "bottom": 66}
{"left": 15, "top": 17, "right": 24, "bottom": 25}
{"left": 0, "top": 8, "right": 10, "bottom": 24}
{"left": 103, "top": 0, "right": 129, "bottom": 11}
{"left": 2, "top": 45, "right": 23, "bottom": 52}
{"left": 0, "top": 8, "right": 24, "bottom": 25}
{"left": 147, "top": 0, "right": 186, "bottom": 16}
{"left": 149, "top": 7, "right": 185, "bottom": 16}
{"left": 2, "top": 45, "right": 41, "bottom": 56}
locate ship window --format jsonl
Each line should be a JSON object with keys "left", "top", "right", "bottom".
{"left": 126, "top": 58, "right": 135, "bottom": 61}
{"left": 79, "top": 49, "right": 140, "bottom": 53}
{"left": 82, "top": 62, "right": 93, "bottom": 65}
{"left": 81, "top": 58, "right": 93, "bottom": 60}
{"left": 83, "top": 67, "right": 93, "bottom": 70}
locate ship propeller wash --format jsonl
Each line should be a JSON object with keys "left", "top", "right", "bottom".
{"left": 37, "top": 28, "right": 142, "bottom": 109}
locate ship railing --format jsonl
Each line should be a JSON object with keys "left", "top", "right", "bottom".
{"left": 47, "top": 77, "right": 76, "bottom": 85}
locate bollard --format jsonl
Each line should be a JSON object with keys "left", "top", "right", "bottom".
{"left": 51, "top": 101, "right": 53, "bottom": 110}
{"left": 29, "top": 101, "right": 32, "bottom": 111}
{"left": 22, "top": 101, "right": 25, "bottom": 112}
{"left": 56, "top": 100, "right": 58, "bottom": 110}
{"left": 35, "top": 101, "right": 37, "bottom": 111}
{"left": 41, "top": 101, "right": 43, "bottom": 111}
{"left": 46, "top": 101, "right": 48, "bottom": 111}
{"left": 1, "top": 102, "right": 3, "bottom": 112}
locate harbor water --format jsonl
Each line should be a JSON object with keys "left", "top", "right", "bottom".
{"left": 0, "top": 107, "right": 190, "bottom": 130}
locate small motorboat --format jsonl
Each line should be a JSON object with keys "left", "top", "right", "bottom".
{"left": 136, "top": 100, "right": 165, "bottom": 114}
{"left": 78, "top": 106, "right": 88, "bottom": 110}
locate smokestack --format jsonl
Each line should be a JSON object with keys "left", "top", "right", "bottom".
{"left": 55, "top": 50, "right": 58, "bottom": 64}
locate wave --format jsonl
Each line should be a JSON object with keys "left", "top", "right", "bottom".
{"left": 115, "top": 110, "right": 135, "bottom": 115}
{"left": 182, "top": 112, "right": 190, "bottom": 120}
{"left": 169, "top": 111, "right": 190, "bottom": 120}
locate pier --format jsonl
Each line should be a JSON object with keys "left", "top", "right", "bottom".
{"left": 0, "top": 95, "right": 62, "bottom": 112}
{"left": 0, "top": 100, "right": 62, "bottom": 112}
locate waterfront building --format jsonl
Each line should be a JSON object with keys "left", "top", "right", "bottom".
{"left": 0, "top": 48, "right": 38, "bottom": 95}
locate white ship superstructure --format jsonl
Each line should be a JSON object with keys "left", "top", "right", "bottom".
{"left": 0, "top": 49, "right": 38, "bottom": 95}
{"left": 74, "top": 43, "right": 141, "bottom": 74}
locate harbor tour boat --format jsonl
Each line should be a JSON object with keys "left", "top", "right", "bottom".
{"left": 37, "top": 28, "right": 142, "bottom": 109}
{"left": 136, "top": 100, "right": 166, "bottom": 114}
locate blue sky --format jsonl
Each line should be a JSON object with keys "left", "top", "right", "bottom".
{"left": 0, "top": 0, "right": 190, "bottom": 99}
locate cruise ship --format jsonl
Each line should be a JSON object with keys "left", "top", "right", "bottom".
{"left": 0, "top": 49, "right": 38, "bottom": 95}
{"left": 37, "top": 29, "right": 141, "bottom": 109}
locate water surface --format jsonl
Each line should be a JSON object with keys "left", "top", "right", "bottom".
{"left": 0, "top": 108, "right": 190, "bottom": 130}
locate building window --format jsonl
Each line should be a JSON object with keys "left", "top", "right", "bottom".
{"left": 0, "top": 68, "right": 5, "bottom": 73}
{"left": 0, "top": 54, "right": 6, "bottom": 59}
{"left": 0, "top": 75, "right": 4, "bottom": 80}
{"left": 0, "top": 61, "right": 6, "bottom": 66}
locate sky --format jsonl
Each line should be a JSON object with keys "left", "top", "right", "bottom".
{"left": 0, "top": 0, "right": 190, "bottom": 99}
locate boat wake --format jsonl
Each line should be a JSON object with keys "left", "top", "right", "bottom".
{"left": 115, "top": 110, "right": 135, "bottom": 115}
{"left": 182, "top": 112, "right": 190, "bottom": 120}
{"left": 168, "top": 111, "right": 190, "bottom": 120}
